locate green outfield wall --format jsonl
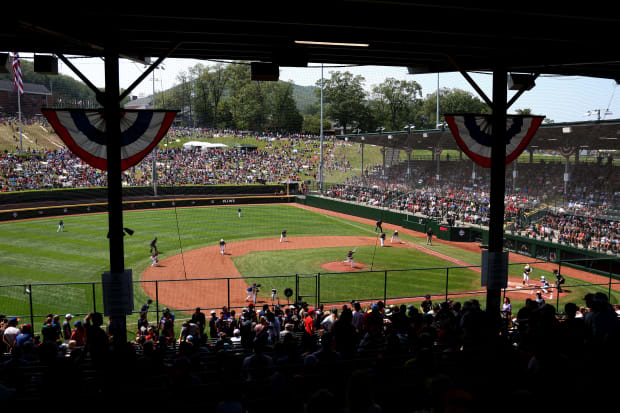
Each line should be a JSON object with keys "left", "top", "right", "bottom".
{"left": 0, "top": 183, "right": 297, "bottom": 205}
{"left": 0, "top": 194, "right": 294, "bottom": 221}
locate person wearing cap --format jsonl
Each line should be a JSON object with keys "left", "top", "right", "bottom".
{"left": 62, "top": 314, "right": 73, "bottom": 342}
{"left": 191, "top": 307, "right": 206, "bottom": 339}
{"left": 535, "top": 291, "right": 545, "bottom": 307}
{"left": 231, "top": 328, "right": 242, "bottom": 343}
{"left": 219, "top": 238, "right": 226, "bottom": 255}
{"left": 245, "top": 283, "right": 258, "bottom": 303}
{"left": 209, "top": 310, "right": 218, "bottom": 339}
{"left": 2, "top": 317, "right": 21, "bottom": 351}
{"left": 70, "top": 320, "right": 86, "bottom": 346}
{"left": 523, "top": 264, "right": 532, "bottom": 286}
{"left": 391, "top": 229, "right": 403, "bottom": 244}
{"left": 420, "top": 295, "right": 433, "bottom": 314}
{"left": 541, "top": 276, "right": 550, "bottom": 294}
{"left": 554, "top": 269, "right": 565, "bottom": 293}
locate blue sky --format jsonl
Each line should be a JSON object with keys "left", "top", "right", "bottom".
{"left": 49, "top": 56, "right": 620, "bottom": 124}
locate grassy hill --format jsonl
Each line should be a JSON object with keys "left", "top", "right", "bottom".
{"left": 0, "top": 123, "right": 66, "bottom": 152}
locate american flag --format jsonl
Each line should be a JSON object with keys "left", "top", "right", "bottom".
{"left": 12, "top": 52, "right": 23, "bottom": 95}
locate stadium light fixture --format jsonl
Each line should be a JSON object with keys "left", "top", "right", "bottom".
{"left": 294, "top": 40, "right": 369, "bottom": 47}
{"left": 562, "top": 127, "right": 572, "bottom": 134}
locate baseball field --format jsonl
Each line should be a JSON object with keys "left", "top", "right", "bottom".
{"left": 0, "top": 201, "right": 617, "bottom": 328}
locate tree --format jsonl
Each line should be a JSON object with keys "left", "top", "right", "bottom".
{"left": 224, "top": 63, "right": 252, "bottom": 129}
{"left": 205, "top": 63, "right": 228, "bottom": 127}
{"left": 174, "top": 71, "right": 195, "bottom": 126}
{"left": 316, "top": 71, "right": 367, "bottom": 134}
{"left": 302, "top": 114, "right": 330, "bottom": 135}
{"left": 515, "top": 108, "right": 533, "bottom": 115}
{"left": 372, "top": 78, "right": 422, "bottom": 129}
{"left": 421, "top": 88, "right": 490, "bottom": 127}
{"left": 268, "top": 82, "right": 303, "bottom": 132}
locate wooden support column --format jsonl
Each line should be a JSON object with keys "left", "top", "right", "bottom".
{"left": 104, "top": 47, "right": 127, "bottom": 341}
{"left": 486, "top": 66, "right": 507, "bottom": 315}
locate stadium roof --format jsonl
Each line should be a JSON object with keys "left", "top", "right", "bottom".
{"left": 337, "top": 120, "right": 620, "bottom": 151}
{"left": 3, "top": 5, "right": 620, "bottom": 81}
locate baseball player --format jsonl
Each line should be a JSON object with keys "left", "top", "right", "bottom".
{"left": 280, "top": 229, "right": 288, "bottom": 243}
{"left": 343, "top": 249, "right": 356, "bottom": 268}
{"left": 375, "top": 219, "right": 383, "bottom": 232}
{"left": 426, "top": 227, "right": 433, "bottom": 245}
{"left": 391, "top": 229, "right": 402, "bottom": 244}
{"left": 238, "top": 208, "right": 242, "bottom": 218}
{"left": 554, "top": 269, "right": 565, "bottom": 293}
{"left": 57, "top": 220, "right": 64, "bottom": 232}
{"left": 541, "top": 275, "right": 550, "bottom": 294}
{"left": 380, "top": 232, "right": 386, "bottom": 247}
{"left": 150, "top": 237, "right": 158, "bottom": 254}
{"left": 150, "top": 250, "right": 159, "bottom": 267}
{"left": 219, "top": 238, "right": 226, "bottom": 255}
{"left": 245, "top": 283, "right": 258, "bottom": 302}
{"left": 523, "top": 264, "right": 532, "bottom": 286}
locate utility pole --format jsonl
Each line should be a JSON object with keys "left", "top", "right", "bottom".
{"left": 152, "top": 70, "right": 157, "bottom": 196}
{"left": 319, "top": 64, "right": 324, "bottom": 193}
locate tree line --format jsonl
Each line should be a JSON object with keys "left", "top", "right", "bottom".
{"left": 6, "top": 59, "right": 496, "bottom": 134}
{"left": 157, "top": 63, "right": 494, "bottom": 134}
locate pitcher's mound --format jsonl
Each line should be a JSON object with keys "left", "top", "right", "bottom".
{"left": 321, "top": 261, "right": 367, "bottom": 272}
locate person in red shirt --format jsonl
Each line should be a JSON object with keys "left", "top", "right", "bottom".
{"left": 304, "top": 309, "right": 315, "bottom": 336}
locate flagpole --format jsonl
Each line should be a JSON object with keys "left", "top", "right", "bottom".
{"left": 18, "top": 85, "right": 23, "bottom": 153}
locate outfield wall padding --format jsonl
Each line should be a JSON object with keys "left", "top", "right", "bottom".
{"left": 0, "top": 184, "right": 297, "bottom": 206}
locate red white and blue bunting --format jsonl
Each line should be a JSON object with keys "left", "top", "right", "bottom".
{"left": 559, "top": 146, "right": 577, "bottom": 158}
{"left": 42, "top": 109, "right": 177, "bottom": 171}
{"left": 444, "top": 114, "right": 544, "bottom": 168}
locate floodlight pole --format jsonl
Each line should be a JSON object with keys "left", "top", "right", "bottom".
{"left": 152, "top": 71, "right": 157, "bottom": 196}
{"left": 319, "top": 64, "right": 324, "bottom": 194}
{"left": 486, "top": 66, "right": 507, "bottom": 316}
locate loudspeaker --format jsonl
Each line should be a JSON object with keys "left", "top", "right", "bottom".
{"left": 34, "top": 55, "right": 58, "bottom": 75}
{"left": 508, "top": 73, "right": 535, "bottom": 90}
{"left": 251, "top": 62, "right": 279, "bottom": 81}
{"left": 0, "top": 53, "right": 9, "bottom": 73}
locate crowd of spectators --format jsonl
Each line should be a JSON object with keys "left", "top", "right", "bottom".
{"left": 324, "top": 157, "right": 618, "bottom": 250}
{"left": 0, "top": 133, "right": 352, "bottom": 191}
{"left": 528, "top": 211, "right": 619, "bottom": 253}
{"left": 2, "top": 292, "right": 619, "bottom": 409}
